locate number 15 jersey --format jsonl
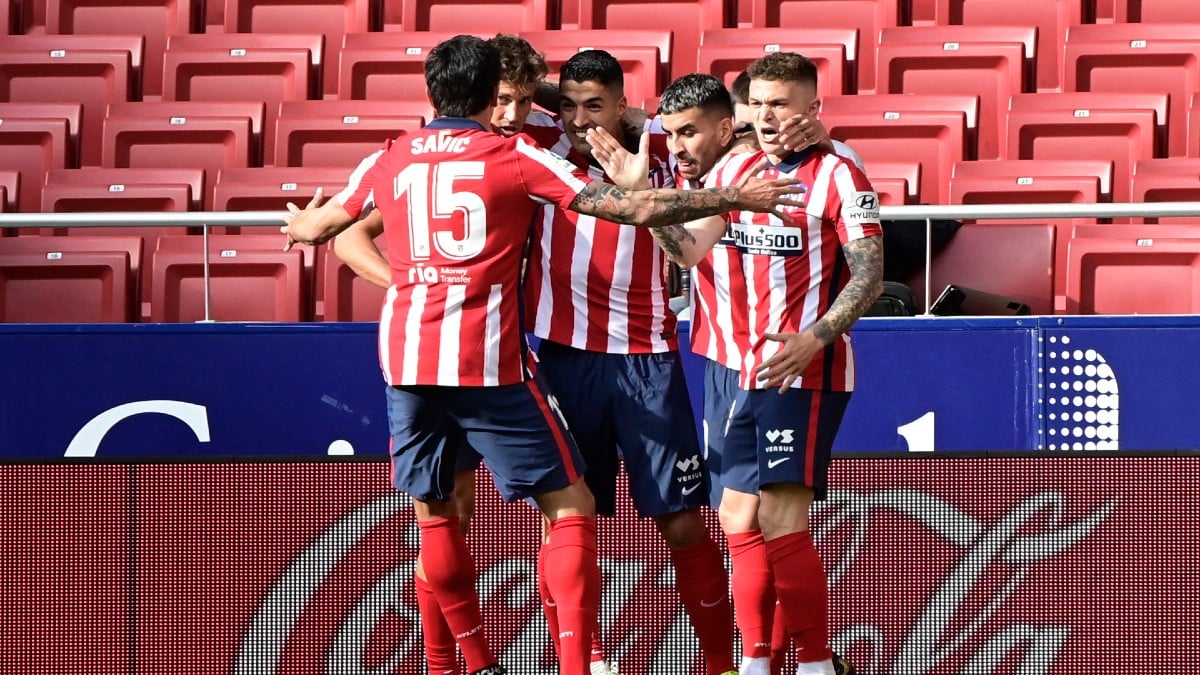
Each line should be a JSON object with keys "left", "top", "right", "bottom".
{"left": 335, "top": 118, "right": 590, "bottom": 387}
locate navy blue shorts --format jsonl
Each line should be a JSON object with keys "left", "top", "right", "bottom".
{"left": 701, "top": 359, "right": 741, "bottom": 508}
{"left": 536, "top": 340, "right": 707, "bottom": 517}
{"left": 384, "top": 375, "right": 585, "bottom": 503}
{"left": 721, "top": 387, "right": 851, "bottom": 500}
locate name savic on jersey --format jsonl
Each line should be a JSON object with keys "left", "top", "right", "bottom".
{"left": 730, "top": 221, "right": 807, "bottom": 257}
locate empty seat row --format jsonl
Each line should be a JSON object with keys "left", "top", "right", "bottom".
{"left": 0, "top": 233, "right": 384, "bottom": 322}
{"left": 907, "top": 222, "right": 1200, "bottom": 317}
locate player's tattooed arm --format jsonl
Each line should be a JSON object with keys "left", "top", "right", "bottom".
{"left": 568, "top": 180, "right": 797, "bottom": 228}
{"left": 811, "top": 235, "right": 885, "bottom": 343}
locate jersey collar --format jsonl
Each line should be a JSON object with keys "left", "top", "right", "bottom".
{"left": 768, "top": 146, "right": 817, "bottom": 173}
{"left": 425, "top": 117, "right": 489, "bottom": 131}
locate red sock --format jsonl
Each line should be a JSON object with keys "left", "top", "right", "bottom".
{"left": 770, "top": 601, "right": 787, "bottom": 675}
{"left": 669, "top": 534, "right": 735, "bottom": 674}
{"left": 727, "top": 530, "right": 775, "bottom": 659}
{"left": 591, "top": 632, "right": 606, "bottom": 663}
{"left": 537, "top": 543, "right": 562, "bottom": 656}
{"left": 414, "top": 571, "right": 461, "bottom": 675}
{"left": 764, "top": 531, "right": 832, "bottom": 664}
{"left": 418, "top": 517, "right": 496, "bottom": 673}
{"left": 544, "top": 515, "right": 601, "bottom": 675}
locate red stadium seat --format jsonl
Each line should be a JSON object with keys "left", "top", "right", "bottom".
{"left": 223, "top": 0, "right": 372, "bottom": 99}
{"left": 1064, "top": 24, "right": 1200, "bottom": 158}
{"left": 931, "top": 0, "right": 1084, "bottom": 93}
{"left": 101, "top": 102, "right": 264, "bottom": 187}
{"left": 163, "top": 33, "right": 323, "bottom": 102}
{"left": 821, "top": 94, "right": 977, "bottom": 204}
{"left": 44, "top": 0, "right": 197, "bottom": 99}
{"left": 698, "top": 28, "right": 852, "bottom": 98}
{"left": 576, "top": 0, "right": 734, "bottom": 79}
{"left": 1066, "top": 235, "right": 1200, "bottom": 315}
{"left": 323, "top": 236, "right": 389, "bottom": 322}
{"left": 0, "top": 171, "right": 19, "bottom": 215}
{"left": 397, "top": 0, "right": 554, "bottom": 32}
{"left": 273, "top": 100, "right": 424, "bottom": 168}
{"left": 0, "top": 103, "right": 78, "bottom": 213}
{"left": 746, "top": 0, "right": 904, "bottom": 93}
{"left": 2, "top": 2, "right": 11, "bottom": 34}
{"left": 151, "top": 234, "right": 307, "bottom": 322}
{"left": 214, "top": 167, "right": 351, "bottom": 318}
{"left": 0, "top": 35, "right": 143, "bottom": 166}
{"left": 521, "top": 29, "right": 671, "bottom": 104}
{"left": 1131, "top": 159, "right": 1200, "bottom": 224}
{"left": 1006, "top": 93, "right": 1163, "bottom": 202}
{"left": 950, "top": 158, "right": 1115, "bottom": 202}
{"left": 863, "top": 160, "right": 921, "bottom": 205}
{"left": 0, "top": 251, "right": 134, "bottom": 322}
{"left": 1110, "top": 0, "right": 1200, "bottom": 22}
{"left": 905, "top": 222, "right": 1056, "bottom": 315}
{"left": 877, "top": 26, "right": 1034, "bottom": 160}
{"left": 701, "top": 27, "right": 859, "bottom": 84}
{"left": 337, "top": 31, "right": 471, "bottom": 101}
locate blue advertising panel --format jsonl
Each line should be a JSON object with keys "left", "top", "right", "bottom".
{"left": 0, "top": 324, "right": 387, "bottom": 462}
{"left": 1040, "top": 316, "right": 1200, "bottom": 452}
{"left": 831, "top": 318, "right": 1038, "bottom": 453}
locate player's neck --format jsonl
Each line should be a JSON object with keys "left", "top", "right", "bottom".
{"left": 467, "top": 110, "right": 492, "bottom": 129}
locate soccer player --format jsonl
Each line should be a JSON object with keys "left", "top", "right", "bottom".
{"left": 523, "top": 49, "right": 736, "bottom": 675}
{"left": 591, "top": 55, "right": 883, "bottom": 675}
{"left": 282, "top": 36, "right": 804, "bottom": 675}
{"left": 332, "top": 34, "right": 555, "bottom": 675}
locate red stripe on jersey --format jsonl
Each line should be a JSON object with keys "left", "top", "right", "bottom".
{"left": 525, "top": 379, "right": 581, "bottom": 483}
{"left": 804, "top": 389, "right": 822, "bottom": 486}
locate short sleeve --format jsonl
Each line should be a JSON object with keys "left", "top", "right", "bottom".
{"left": 334, "top": 148, "right": 386, "bottom": 220}
{"left": 830, "top": 160, "right": 884, "bottom": 244}
{"left": 512, "top": 136, "right": 591, "bottom": 210}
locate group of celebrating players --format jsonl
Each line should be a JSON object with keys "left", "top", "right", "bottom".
{"left": 283, "top": 31, "right": 884, "bottom": 675}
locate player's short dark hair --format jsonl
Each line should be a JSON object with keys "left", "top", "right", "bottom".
{"left": 659, "top": 73, "right": 734, "bottom": 118}
{"left": 559, "top": 49, "right": 624, "bottom": 91}
{"left": 490, "top": 34, "right": 547, "bottom": 87}
{"left": 746, "top": 52, "right": 818, "bottom": 90}
{"left": 425, "top": 35, "right": 501, "bottom": 118}
{"left": 730, "top": 70, "right": 751, "bottom": 105}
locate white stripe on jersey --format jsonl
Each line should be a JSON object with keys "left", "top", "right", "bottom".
{"left": 648, "top": 236, "right": 668, "bottom": 353}
{"left": 334, "top": 149, "right": 385, "bottom": 218}
{"left": 379, "top": 285, "right": 398, "bottom": 386}
{"left": 833, "top": 163, "right": 868, "bottom": 240}
{"left": 570, "top": 215, "right": 596, "bottom": 347}
{"left": 606, "top": 222, "right": 635, "bottom": 352}
{"left": 401, "top": 285, "right": 427, "bottom": 386}
{"left": 533, "top": 207, "right": 557, "bottom": 339}
{"left": 802, "top": 157, "right": 837, "bottom": 338}
{"left": 438, "top": 284, "right": 466, "bottom": 386}
{"left": 516, "top": 136, "right": 589, "bottom": 203}
{"left": 483, "top": 284, "right": 503, "bottom": 386}
{"left": 843, "top": 333, "right": 855, "bottom": 390}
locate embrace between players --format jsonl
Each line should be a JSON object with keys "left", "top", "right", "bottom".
{"left": 283, "top": 33, "right": 883, "bottom": 675}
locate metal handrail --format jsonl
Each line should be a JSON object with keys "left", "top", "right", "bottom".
{"left": 4, "top": 201, "right": 1200, "bottom": 319}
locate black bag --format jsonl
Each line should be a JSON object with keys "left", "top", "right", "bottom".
{"left": 865, "top": 281, "right": 918, "bottom": 317}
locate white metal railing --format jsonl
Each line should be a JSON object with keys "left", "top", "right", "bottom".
{"left": 3, "top": 201, "right": 1200, "bottom": 319}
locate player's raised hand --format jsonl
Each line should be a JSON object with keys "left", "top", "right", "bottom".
{"left": 776, "top": 114, "right": 833, "bottom": 153}
{"left": 587, "top": 127, "right": 651, "bottom": 190}
{"left": 734, "top": 157, "right": 806, "bottom": 222}
{"left": 280, "top": 187, "right": 325, "bottom": 251}
{"left": 755, "top": 330, "right": 824, "bottom": 392}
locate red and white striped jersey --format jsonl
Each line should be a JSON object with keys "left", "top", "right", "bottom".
{"left": 522, "top": 123, "right": 679, "bottom": 354}
{"left": 334, "top": 118, "right": 590, "bottom": 387}
{"left": 684, "top": 151, "right": 760, "bottom": 370}
{"left": 732, "top": 148, "right": 882, "bottom": 391}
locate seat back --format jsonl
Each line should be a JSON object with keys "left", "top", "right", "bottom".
{"left": 274, "top": 100, "right": 425, "bottom": 168}
{"left": 0, "top": 236, "right": 139, "bottom": 322}
{"left": 337, "top": 31, "right": 471, "bottom": 102}
{"left": 577, "top": 0, "right": 734, "bottom": 79}
{"left": 1066, "top": 236, "right": 1200, "bottom": 315}
{"left": 0, "top": 104, "right": 77, "bottom": 212}
{"left": 323, "top": 237, "right": 390, "bottom": 322}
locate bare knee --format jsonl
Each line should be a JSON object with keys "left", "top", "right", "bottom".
{"left": 533, "top": 478, "right": 596, "bottom": 521}
{"left": 757, "top": 483, "right": 814, "bottom": 540}
{"left": 654, "top": 509, "right": 707, "bottom": 550}
{"left": 718, "top": 488, "right": 761, "bottom": 534}
{"left": 452, "top": 468, "right": 478, "bottom": 534}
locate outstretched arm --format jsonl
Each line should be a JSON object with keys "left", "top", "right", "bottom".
{"left": 755, "top": 235, "right": 885, "bottom": 391}
{"left": 281, "top": 188, "right": 357, "bottom": 250}
{"left": 333, "top": 209, "right": 389, "bottom": 288}
{"left": 566, "top": 177, "right": 801, "bottom": 229}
